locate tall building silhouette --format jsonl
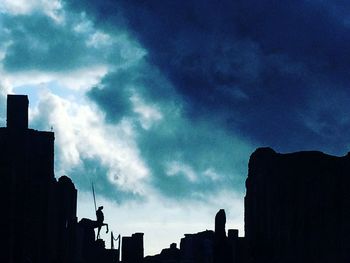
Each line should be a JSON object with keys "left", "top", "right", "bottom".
{"left": 0, "top": 95, "right": 78, "bottom": 263}
{"left": 245, "top": 147, "right": 350, "bottom": 263}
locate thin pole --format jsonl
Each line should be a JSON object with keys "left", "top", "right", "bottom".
{"left": 92, "top": 182, "right": 97, "bottom": 215}
{"left": 111, "top": 231, "right": 114, "bottom": 249}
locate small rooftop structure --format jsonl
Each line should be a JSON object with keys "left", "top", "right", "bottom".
{"left": 7, "top": 94, "right": 29, "bottom": 130}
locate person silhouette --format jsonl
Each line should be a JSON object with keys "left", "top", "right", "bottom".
{"left": 96, "top": 206, "right": 109, "bottom": 239}
{"left": 96, "top": 206, "right": 104, "bottom": 223}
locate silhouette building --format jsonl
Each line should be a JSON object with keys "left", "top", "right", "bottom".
{"left": 245, "top": 147, "right": 350, "bottom": 263}
{"left": 0, "top": 95, "right": 120, "bottom": 263}
{"left": 144, "top": 210, "right": 243, "bottom": 263}
{"left": 0, "top": 95, "right": 79, "bottom": 262}
{"left": 214, "top": 209, "right": 228, "bottom": 263}
{"left": 122, "top": 233, "right": 144, "bottom": 263}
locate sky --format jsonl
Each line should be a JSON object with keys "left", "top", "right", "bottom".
{"left": 1, "top": 0, "right": 350, "bottom": 256}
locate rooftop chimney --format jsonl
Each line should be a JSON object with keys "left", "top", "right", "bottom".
{"left": 7, "top": 95, "right": 29, "bottom": 130}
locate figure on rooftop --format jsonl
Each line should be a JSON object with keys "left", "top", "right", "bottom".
{"left": 96, "top": 206, "right": 109, "bottom": 239}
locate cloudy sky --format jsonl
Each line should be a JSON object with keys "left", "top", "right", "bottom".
{"left": 1, "top": 0, "right": 350, "bottom": 255}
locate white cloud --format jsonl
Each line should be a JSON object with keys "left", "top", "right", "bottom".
{"left": 31, "top": 91, "right": 150, "bottom": 194}
{"left": 130, "top": 93, "right": 163, "bottom": 130}
{"left": 0, "top": 0, "right": 64, "bottom": 22}
{"left": 73, "top": 13, "right": 113, "bottom": 49}
{"left": 2, "top": 66, "right": 108, "bottom": 92}
{"left": 203, "top": 168, "right": 221, "bottom": 181}
{"left": 166, "top": 161, "right": 198, "bottom": 182}
{"left": 0, "top": 80, "right": 12, "bottom": 126}
{"left": 87, "top": 31, "right": 112, "bottom": 48}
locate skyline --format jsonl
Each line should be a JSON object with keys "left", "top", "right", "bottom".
{"left": 1, "top": 0, "right": 350, "bottom": 255}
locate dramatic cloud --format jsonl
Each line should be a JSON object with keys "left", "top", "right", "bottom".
{"left": 1, "top": 0, "right": 349, "bottom": 254}
{"left": 66, "top": 0, "right": 350, "bottom": 154}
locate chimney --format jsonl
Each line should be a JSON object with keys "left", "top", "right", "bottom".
{"left": 7, "top": 95, "right": 29, "bottom": 130}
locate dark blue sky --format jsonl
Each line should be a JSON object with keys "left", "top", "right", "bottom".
{"left": 1, "top": 0, "right": 350, "bottom": 254}
{"left": 65, "top": 0, "right": 350, "bottom": 154}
